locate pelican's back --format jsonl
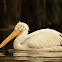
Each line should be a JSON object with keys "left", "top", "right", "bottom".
{"left": 23, "top": 29, "right": 62, "bottom": 48}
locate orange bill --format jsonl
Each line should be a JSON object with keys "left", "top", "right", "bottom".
{"left": 0, "top": 30, "right": 22, "bottom": 48}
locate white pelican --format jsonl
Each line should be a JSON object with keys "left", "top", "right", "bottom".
{"left": 0, "top": 21, "right": 62, "bottom": 50}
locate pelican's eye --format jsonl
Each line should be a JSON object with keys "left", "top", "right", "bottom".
{"left": 17, "top": 27, "right": 19, "bottom": 29}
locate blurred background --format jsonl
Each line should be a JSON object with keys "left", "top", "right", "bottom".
{"left": 0, "top": 0, "right": 62, "bottom": 49}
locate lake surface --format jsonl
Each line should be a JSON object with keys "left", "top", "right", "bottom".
{"left": 0, "top": 49, "right": 62, "bottom": 62}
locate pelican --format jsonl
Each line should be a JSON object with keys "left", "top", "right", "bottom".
{"left": 0, "top": 21, "right": 62, "bottom": 50}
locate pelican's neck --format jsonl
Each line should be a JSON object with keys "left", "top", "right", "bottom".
{"left": 13, "top": 30, "right": 28, "bottom": 48}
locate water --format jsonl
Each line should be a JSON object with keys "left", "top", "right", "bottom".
{"left": 0, "top": 49, "right": 62, "bottom": 62}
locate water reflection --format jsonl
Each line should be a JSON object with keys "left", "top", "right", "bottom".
{"left": 0, "top": 53, "right": 5, "bottom": 56}
{"left": 0, "top": 49, "right": 62, "bottom": 62}
{"left": 13, "top": 50, "right": 29, "bottom": 60}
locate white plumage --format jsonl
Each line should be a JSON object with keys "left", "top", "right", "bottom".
{"left": 0, "top": 21, "right": 62, "bottom": 51}
{"left": 13, "top": 22, "right": 62, "bottom": 50}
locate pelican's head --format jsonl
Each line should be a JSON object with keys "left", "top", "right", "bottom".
{"left": 0, "top": 21, "right": 29, "bottom": 48}
{"left": 15, "top": 21, "right": 29, "bottom": 32}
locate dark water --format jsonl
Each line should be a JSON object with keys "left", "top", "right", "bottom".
{"left": 0, "top": 49, "right": 62, "bottom": 62}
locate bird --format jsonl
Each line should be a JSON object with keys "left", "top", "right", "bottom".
{"left": 0, "top": 21, "right": 62, "bottom": 51}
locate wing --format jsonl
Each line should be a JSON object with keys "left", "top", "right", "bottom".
{"left": 23, "top": 29, "right": 62, "bottom": 48}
